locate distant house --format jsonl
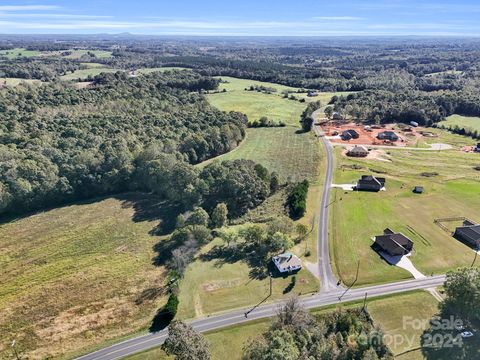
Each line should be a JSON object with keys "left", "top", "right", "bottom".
{"left": 374, "top": 228, "right": 414, "bottom": 256}
{"left": 272, "top": 252, "right": 302, "bottom": 273}
{"left": 454, "top": 220, "right": 480, "bottom": 248}
{"left": 347, "top": 145, "right": 369, "bottom": 157}
{"left": 410, "top": 121, "right": 419, "bottom": 127}
{"left": 341, "top": 129, "right": 359, "bottom": 141}
{"left": 332, "top": 112, "right": 343, "bottom": 120}
{"left": 413, "top": 186, "right": 424, "bottom": 194}
{"left": 475, "top": 143, "right": 480, "bottom": 152}
{"left": 356, "top": 175, "right": 386, "bottom": 192}
{"left": 307, "top": 90, "right": 318, "bottom": 97}
{"left": 377, "top": 131, "right": 399, "bottom": 141}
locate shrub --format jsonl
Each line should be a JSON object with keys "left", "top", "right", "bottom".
{"left": 287, "top": 180, "right": 309, "bottom": 219}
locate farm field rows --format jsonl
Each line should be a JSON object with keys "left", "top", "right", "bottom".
{"left": 329, "top": 136, "right": 480, "bottom": 286}
{"left": 0, "top": 194, "right": 168, "bottom": 359}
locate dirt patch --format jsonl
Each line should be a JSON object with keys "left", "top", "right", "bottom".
{"left": 202, "top": 279, "right": 242, "bottom": 292}
{"left": 322, "top": 121, "right": 432, "bottom": 147}
{"left": 342, "top": 148, "right": 392, "bottom": 162}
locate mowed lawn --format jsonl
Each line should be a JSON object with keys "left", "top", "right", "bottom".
{"left": 439, "top": 114, "right": 480, "bottom": 132}
{"left": 177, "top": 237, "right": 319, "bottom": 319}
{"left": 0, "top": 194, "right": 168, "bottom": 359}
{"left": 330, "top": 139, "right": 480, "bottom": 286}
{"left": 368, "top": 291, "right": 439, "bottom": 359}
{"left": 126, "top": 291, "right": 438, "bottom": 360}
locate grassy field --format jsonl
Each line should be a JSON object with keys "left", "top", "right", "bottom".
{"left": 0, "top": 194, "right": 169, "bottom": 359}
{"left": 60, "top": 68, "right": 122, "bottom": 81}
{"left": 0, "top": 48, "right": 41, "bottom": 58}
{"left": 0, "top": 77, "right": 42, "bottom": 87}
{"left": 330, "top": 138, "right": 480, "bottom": 286}
{"left": 368, "top": 291, "right": 439, "bottom": 359}
{"left": 208, "top": 86, "right": 307, "bottom": 126}
{"left": 63, "top": 49, "right": 112, "bottom": 59}
{"left": 177, "top": 237, "right": 319, "bottom": 319}
{"left": 439, "top": 114, "right": 480, "bottom": 133}
{"left": 208, "top": 76, "right": 349, "bottom": 126}
{"left": 200, "top": 127, "right": 322, "bottom": 182}
{"left": 80, "top": 62, "right": 108, "bottom": 69}
{"left": 126, "top": 290, "right": 438, "bottom": 360}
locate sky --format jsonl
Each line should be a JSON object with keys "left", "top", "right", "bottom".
{"left": 0, "top": 0, "right": 480, "bottom": 36}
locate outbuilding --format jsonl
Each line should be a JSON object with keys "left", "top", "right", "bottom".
{"left": 332, "top": 112, "right": 343, "bottom": 121}
{"left": 413, "top": 186, "right": 424, "bottom": 194}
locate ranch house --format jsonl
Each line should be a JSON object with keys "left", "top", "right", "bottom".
{"left": 355, "top": 175, "right": 386, "bottom": 192}
{"left": 454, "top": 220, "right": 480, "bottom": 248}
{"left": 377, "top": 131, "right": 399, "bottom": 141}
{"left": 272, "top": 252, "right": 302, "bottom": 273}
{"left": 374, "top": 228, "right": 414, "bottom": 256}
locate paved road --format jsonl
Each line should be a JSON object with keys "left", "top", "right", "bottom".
{"left": 76, "top": 111, "right": 446, "bottom": 359}
{"left": 76, "top": 275, "right": 445, "bottom": 360}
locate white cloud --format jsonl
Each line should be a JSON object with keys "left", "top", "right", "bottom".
{"left": 312, "top": 16, "right": 363, "bottom": 21}
{"left": 0, "top": 5, "right": 60, "bottom": 11}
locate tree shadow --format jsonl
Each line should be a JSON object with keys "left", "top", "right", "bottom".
{"left": 421, "top": 317, "right": 480, "bottom": 360}
{"left": 114, "top": 192, "right": 184, "bottom": 235}
{"left": 149, "top": 308, "right": 174, "bottom": 332}
{"left": 198, "top": 244, "right": 243, "bottom": 267}
{"left": 151, "top": 234, "right": 186, "bottom": 267}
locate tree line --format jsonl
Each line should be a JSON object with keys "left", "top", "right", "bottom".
{"left": 0, "top": 71, "right": 247, "bottom": 217}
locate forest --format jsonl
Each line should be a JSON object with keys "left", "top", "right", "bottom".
{"left": 2, "top": 36, "right": 480, "bottom": 216}
{"left": 0, "top": 70, "right": 247, "bottom": 216}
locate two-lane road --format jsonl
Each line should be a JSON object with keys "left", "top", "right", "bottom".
{"left": 77, "top": 275, "right": 446, "bottom": 360}
{"left": 76, "top": 111, "right": 446, "bottom": 359}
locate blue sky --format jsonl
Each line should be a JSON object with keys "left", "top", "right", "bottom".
{"left": 1, "top": 0, "right": 480, "bottom": 36}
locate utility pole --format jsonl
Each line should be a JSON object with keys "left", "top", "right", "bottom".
{"left": 471, "top": 250, "right": 478, "bottom": 268}
{"left": 362, "top": 292, "right": 368, "bottom": 310}
{"left": 338, "top": 260, "right": 360, "bottom": 301}
{"left": 11, "top": 340, "right": 20, "bottom": 360}
{"left": 269, "top": 272, "right": 273, "bottom": 296}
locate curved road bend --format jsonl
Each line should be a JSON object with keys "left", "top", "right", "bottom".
{"left": 77, "top": 111, "right": 446, "bottom": 359}
{"left": 76, "top": 275, "right": 446, "bottom": 360}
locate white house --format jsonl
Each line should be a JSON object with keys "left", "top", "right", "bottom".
{"left": 272, "top": 252, "right": 302, "bottom": 273}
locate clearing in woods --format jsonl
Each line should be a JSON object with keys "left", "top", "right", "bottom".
{"left": 439, "top": 114, "right": 480, "bottom": 133}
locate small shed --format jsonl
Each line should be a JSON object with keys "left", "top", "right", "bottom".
{"left": 332, "top": 112, "right": 343, "bottom": 121}
{"left": 413, "top": 186, "right": 424, "bottom": 194}
{"left": 410, "top": 121, "right": 419, "bottom": 127}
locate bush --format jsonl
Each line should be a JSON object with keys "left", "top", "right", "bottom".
{"left": 150, "top": 293, "right": 179, "bottom": 332}
{"left": 287, "top": 180, "right": 309, "bottom": 219}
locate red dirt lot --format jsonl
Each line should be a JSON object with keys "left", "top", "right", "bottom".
{"left": 320, "top": 122, "right": 411, "bottom": 146}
